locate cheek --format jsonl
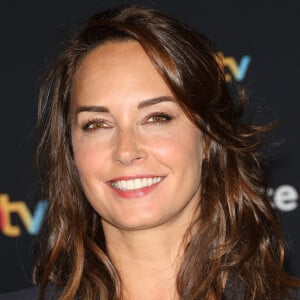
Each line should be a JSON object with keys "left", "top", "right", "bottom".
{"left": 72, "top": 126, "right": 203, "bottom": 176}
{"left": 148, "top": 129, "right": 203, "bottom": 172}
{"left": 72, "top": 137, "right": 109, "bottom": 179}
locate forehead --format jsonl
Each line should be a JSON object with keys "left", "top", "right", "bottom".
{"left": 74, "top": 40, "right": 147, "bottom": 78}
{"left": 71, "top": 40, "right": 174, "bottom": 107}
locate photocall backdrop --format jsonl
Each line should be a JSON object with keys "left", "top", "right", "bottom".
{"left": 0, "top": 0, "right": 299, "bottom": 293}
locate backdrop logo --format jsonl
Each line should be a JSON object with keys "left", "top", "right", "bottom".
{"left": 268, "top": 185, "right": 299, "bottom": 212}
{"left": 0, "top": 185, "right": 298, "bottom": 237}
{"left": 219, "top": 52, "right": 252, "bottom": 82}
{"left": 0, "top": 194, "right": 48, "bottom": 237}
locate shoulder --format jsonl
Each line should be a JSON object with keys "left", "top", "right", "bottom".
{"left": 0, "top": 284, "right": 59, "bottom": 300}
{"left": 0, "top": 286, "right": 40, "bottom": 300}
{"left": 287, "top": 288, "right": 300, "bottom": 299}
{"left": 224, "top": 276, "right": 300, "bottom": 299}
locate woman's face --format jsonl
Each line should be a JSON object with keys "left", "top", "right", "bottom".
{"left": 71, "top": 41, "right": 204, "bottom": 231}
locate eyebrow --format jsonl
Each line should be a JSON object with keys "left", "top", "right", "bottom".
{"left": 137, "top": 96, "right": 175, "bottom": 109}
{"left": 75, "top": 96, "right": 176, "bottom": 115}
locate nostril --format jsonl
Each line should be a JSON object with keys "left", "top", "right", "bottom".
{"left": 113, "top": 130, "right": 147, "bottom": 164}
{"left": 115, "top": 154, "right": 145, "bottom": 165}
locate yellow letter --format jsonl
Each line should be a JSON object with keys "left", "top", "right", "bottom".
{"left": 0, "top": 194, "right": 32, "bottom": 237}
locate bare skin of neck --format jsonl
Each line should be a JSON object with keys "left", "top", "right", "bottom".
{"left": 103, "top": 221, "right": 191, "bottom": 300}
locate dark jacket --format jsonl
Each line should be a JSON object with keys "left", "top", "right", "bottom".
{"left": 0, "top": 285, "right": 58, "bottom": 300}
{"left": 1, "top": 284, "right": 300, "bottom": 299}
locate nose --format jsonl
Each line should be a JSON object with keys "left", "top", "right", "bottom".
{"left": 113, "top": 128, "right": 147, "bottom": 165}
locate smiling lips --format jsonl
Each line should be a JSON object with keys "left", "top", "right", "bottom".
{"left": 108, "top": 176, "right": 164, "bottom": 198}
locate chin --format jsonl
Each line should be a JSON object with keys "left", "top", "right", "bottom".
{"left": 102, "top": 211, "right": 170, "bottom": 231}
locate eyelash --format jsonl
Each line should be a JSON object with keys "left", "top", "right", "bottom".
{"left": 82, "top": 118, "right": 111, "bottom": 131}
{"left": 145, "top": 112, "right": 173, "bottom": 124}
{"left": 82, "top": 112, "right": 173, "bottom": 132}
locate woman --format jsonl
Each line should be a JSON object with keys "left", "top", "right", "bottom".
{"left": 1, "top": 4, "right": 300, "bottom": 300}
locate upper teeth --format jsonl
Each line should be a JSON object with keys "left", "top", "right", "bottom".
{"left": 110, "top": 177, "right": 163, "bottom": 191}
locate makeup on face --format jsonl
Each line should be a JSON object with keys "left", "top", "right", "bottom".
{"left": 71, "top": 41, "right": 203, "bottom": 231}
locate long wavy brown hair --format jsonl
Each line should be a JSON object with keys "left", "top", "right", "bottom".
{"left": 34, "top": 5, "right": 300, "bottom": 300}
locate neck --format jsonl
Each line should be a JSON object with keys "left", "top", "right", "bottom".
{"left": 102, "top": 222, "right": 192, "bottom": 300}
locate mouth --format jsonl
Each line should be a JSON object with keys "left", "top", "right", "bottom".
{"left": 108, "top": 176, "right": 164, "bottom": 191}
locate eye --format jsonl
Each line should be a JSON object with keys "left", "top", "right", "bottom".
{"left": 146, "top": 112, "right": 173, "bottom": 124}
{"left": 82, "top": 118, "right": 112, "bottom": 131}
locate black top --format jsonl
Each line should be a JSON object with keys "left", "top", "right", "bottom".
{"left": 0, "top": 285, "right": 58, "bottom": 300}
{"left": 1, "top": 284, "right": 300, "bottom": 299}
